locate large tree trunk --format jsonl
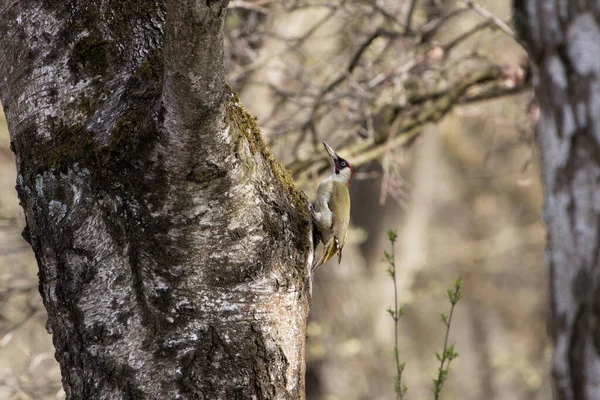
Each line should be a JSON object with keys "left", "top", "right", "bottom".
{"left": 0, "top": 1, "right": 312, "bottom": 398}
{"left": 514, "top": 2, "right": 600, "bottom": 399}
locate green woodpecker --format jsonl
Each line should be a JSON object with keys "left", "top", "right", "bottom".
{"left": 312, "top": 141, "right": 353, "bottom": 271}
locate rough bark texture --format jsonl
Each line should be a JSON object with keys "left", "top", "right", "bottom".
{"left": 0, "top": 1, "right": 312, "bottom": 398}
{"left": 514, "top": 2, "right": 600, "bottom": 399}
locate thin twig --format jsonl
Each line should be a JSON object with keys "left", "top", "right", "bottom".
{"left": 432, "top": 279, "right": 462, "bottom": 399}
{"left": 459, "top": 0, "right": 526, "bottom": 48}
{"left": 288, "top": 7, "right": 338, "bottom": 50}
{"left": 419, "top": 7, "right": 468, "bottom": 42}
{"left": 360, "top": 0, "right": 403, "bottom": 26}
{"left": 444, "top": 21, "right": 492, "bottom": 55}
{"left": 405, "top": 0, "right": 418, "bottom": 33}
{"left": 391, "top": 243, "right": 403, "bottom": 400}
{"left": 461, "top": 80, "right": 531, "bottom": 103}
{"left": 321, "top": 29, "right": 385, "bottom": 97}
{"left": 385, "top": 231, "right": 405, "bottom": 399}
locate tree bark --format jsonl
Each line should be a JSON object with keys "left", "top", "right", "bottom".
{"left": 514, "top": 2, "right": 600, "bottom": 399}
{"left": 0, "top": 1, "right": 312, "bottom": 398}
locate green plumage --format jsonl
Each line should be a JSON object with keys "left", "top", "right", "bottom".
{"left": 328, "top": 181, "right": 350, "bottom": 251}
{"left": 312, "top": 141, "right": 353, "bottom": 272}
{"left": 312, "top": 180, "right": 350, "bottom": 269}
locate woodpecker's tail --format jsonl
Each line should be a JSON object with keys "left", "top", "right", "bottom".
{"left": 311, "top": 237, "right": 339, "bottom": 272}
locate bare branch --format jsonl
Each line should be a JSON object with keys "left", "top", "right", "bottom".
{"left": 459, "top": 0, "right": 525, "bottom": 48}
{"left": 405, "top": 0, "right": 418, "bottom": 33}
{"left": 444, "top": 21, "right": 492, "bottom": 55}
{"left": 292, "top": 64, "right": 530, "bottom": 184}
{"left": 419, "top": 7, "right": 469, "bottom": 42}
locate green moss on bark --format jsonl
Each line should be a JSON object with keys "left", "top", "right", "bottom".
{"left": 226, "top": 87, "right": 311, "bottom": 257}
{"left": 25, "top": 50, "right": 165, "bottom": 176}
{"left": 47, "top": 122, "right": 96, "bottom": 171}
{"left": 68, "top": 35, "right": 114, "bottom": 78}
{"left": 106, "top": 50, "right": 163, "bottom": 161}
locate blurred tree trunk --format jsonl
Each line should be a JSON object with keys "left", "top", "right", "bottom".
{"left": 0, "top": 1, "right": 312, "bottom": 398}
{"left": 514, "top": 2, "right": 600, "bottom": 399}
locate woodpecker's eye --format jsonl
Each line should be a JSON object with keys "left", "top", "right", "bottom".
{"left": 340, "top": 161, "right": 346, "bottom": 167}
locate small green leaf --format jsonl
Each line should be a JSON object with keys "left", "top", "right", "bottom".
{"left": 386, "top": 266, "right": 395, "bottom": 278}
{"left": 387, "top": 229, "right": 398, "bottom": 243}
{"left": 384, "top": 250, "right": 392, "bottom": 262}
{"left": 455, "top": 277, "right": 462, "bottom": 289}
{"left": 440, "top": 313, "right": 448, "bottom": 325}
{"left": 445, "top": 344, "right": 456, "bottom": 359}
{"left": 399, "top": 361, "right": 406, "bottom": 372}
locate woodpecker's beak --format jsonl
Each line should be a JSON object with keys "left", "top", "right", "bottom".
{"left": 322, "top": 141, "right": 338, "bottom": 162}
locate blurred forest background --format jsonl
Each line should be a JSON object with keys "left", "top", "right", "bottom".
{"left": 0, "top": 0, "right": 550, "bottom": 399}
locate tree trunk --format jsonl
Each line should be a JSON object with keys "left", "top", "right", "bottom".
{"left": 514, "top": 2, "right": 600, "bottom": 399}
{"left": 0, "top": 1, "right": 312, "bottom": 398}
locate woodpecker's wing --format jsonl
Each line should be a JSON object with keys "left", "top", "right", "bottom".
{"left": 328, "top": 181, "right": 350, "bottom": 260}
